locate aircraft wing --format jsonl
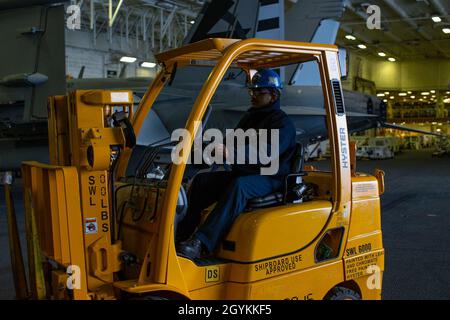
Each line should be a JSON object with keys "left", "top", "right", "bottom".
{"left": 381, "top": 122, "right": 445, "bottom": 137}
{"left": 223, "top": 105, "right": 379, "bottom": 117}
{"left": 222, "top": 105, "right": 444, "bottom": 138}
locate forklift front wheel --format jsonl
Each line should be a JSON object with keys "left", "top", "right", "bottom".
{"left": 325, "top": 286, "right": 361, "bottom": 300}
{"left": 129, "top": 294, "right": 168, "bottom": 300}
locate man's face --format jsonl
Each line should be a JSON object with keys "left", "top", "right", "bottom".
{"left": 249, "top": 88, "right": 276, "bottom": 108}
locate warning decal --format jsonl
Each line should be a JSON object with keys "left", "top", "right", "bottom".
{"left": 352, "top": 182, "right": 377, "bottom": 197}
{"left": 85, "top": 217, "right": 98, "bottom": 234}
{"left": 344, "top": 250, "right": 384, "bottom": 280}
{"left": 205, "top": 266, "right": 220, "bottom": 283}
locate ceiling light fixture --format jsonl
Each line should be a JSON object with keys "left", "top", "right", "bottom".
{"left": 358, "top": 44, "right": 367, "bottom": 49}
{"left": 443, "top": 28, "right": 450, "bottom": 34}
{"left": 120, "top": 56, "right": 137, "bottom": 63}
{"left": 345, "top": 35, "right": 356, "bottom": 40}
{"left": 388, "top": 57, "right": 396, "bottom": 62}
{"left": 432, "top": 16, "right": 442, "bottom": 23}
{"left": 139, "top": 61, "right": 156, "bottom": 68}
{"left": 378, "top": 52, "right": 386, "bottom": 57}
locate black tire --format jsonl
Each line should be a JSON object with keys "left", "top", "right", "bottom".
{"left": 129, "top": 293, "right": 168, "bottom": 300}
{"left": 325, "top": 286, "right": 361, "bottom": 300}
{"left": 141, "top": 296, "right": 168, "bottom": 300}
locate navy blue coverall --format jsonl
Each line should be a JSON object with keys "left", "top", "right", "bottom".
{"left": 177, "top": 99, "right": 297, "bottom": 253}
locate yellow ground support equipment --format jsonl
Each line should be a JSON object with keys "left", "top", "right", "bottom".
{"left": 14, "top": 38, "right": 385, "bottom": 300}
{"left": 3, "top": 173, "right": 28, "bottom": 299}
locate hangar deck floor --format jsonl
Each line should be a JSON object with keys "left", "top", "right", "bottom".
{"left": 350, "top": 149, "right": 450, "bottom": 300}
{"left": 0, "top": 149, "right": 449, "bottom": 299}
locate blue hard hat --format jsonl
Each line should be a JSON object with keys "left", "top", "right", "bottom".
{"left": 248, "top": 69, "right": 283, "bottom": 91}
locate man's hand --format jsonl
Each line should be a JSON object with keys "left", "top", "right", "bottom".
{"left": 200, "top": 143, "right": 229, "bottom": 166}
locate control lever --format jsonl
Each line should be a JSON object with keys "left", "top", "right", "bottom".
{"left": 112, "top": 111, "right": 136, "bottom": 148}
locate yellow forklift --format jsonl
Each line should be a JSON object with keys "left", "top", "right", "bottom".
{"left": 9, "top": 38, "right": 385, "bottom": 300}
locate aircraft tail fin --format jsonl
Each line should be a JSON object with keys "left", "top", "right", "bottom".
{"left": 285, "top": 0, "right": 345, "bottom": 43}
{"left": 183, "top": 0, "right": 285, "bottom": 43}
{"left": 183, "top": 0, "right": 260, "bottom": 44}
{"left": 255, "top": 0, "right": 284, "bottom": 40}
{"left": 285, "top": 0, "right": 345, "bottom": 84}
{"left": 77, "top": 66, "right": 85, "bottom": 79}
{"left": 181, "top": 0, "right": 345, "bottom": 85}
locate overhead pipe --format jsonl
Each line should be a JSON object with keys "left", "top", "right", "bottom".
{"left": 109, "top": 0, "right": 124, "bottom": 27}
{"left": 383, "top": 0, "right": 431, "bottom": 39}
{"left": 0, "top": 0, "right": 66, "bottom": 10}
{"left": 141, "top": 0, "right": 197, "bottom": 18}
{"left": 343, "top": 1, "right": 414, "bottom": 54}
{"left": 430, "top": 0, "right": 448, "bottom": 18}
{"left": 382, "top": 0, "right": 449, "bottom": 57}
{"left": 340, "top": 24, "right": 373, "bottom": 44}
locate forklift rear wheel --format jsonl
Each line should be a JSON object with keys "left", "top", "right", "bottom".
{"left": 325, "top": 286, "right": 361, "bottom": 300}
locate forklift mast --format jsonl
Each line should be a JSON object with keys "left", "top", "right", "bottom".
{"left": 22, "top": 90, "right": 134, "bottom": 299}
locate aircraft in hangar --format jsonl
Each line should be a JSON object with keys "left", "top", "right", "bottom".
{"left": 0, "top": 0, "right": 442, "bottom": 171}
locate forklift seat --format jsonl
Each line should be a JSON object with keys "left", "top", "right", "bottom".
{"left": 246, "top": 142, "right": 306, "bottom": 210}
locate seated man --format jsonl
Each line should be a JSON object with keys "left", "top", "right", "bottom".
{"left": 176, "top": 69, "right": 297, "bottom": 259}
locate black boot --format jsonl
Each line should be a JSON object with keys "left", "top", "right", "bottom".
{"left": 176, "top": 236, "right": 204, "bottom": 259}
